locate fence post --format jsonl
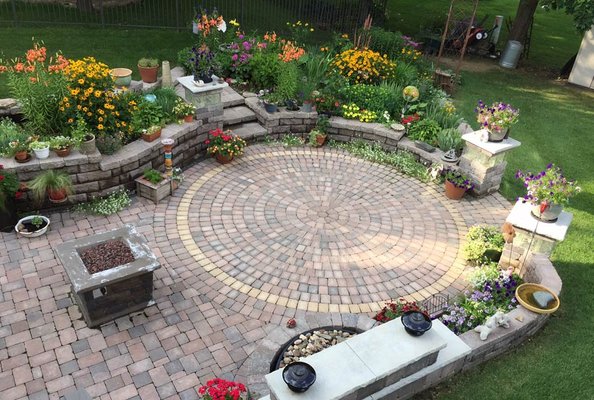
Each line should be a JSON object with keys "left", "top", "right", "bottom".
{"left": 99, "top": 0, "right": 104, "bottom": 28}
{"left": 240, "top": 0, "right": 245, "bottom": 27}
{"left": 11, "top": 0, "right": 18, "bottom": 27}
{"left": 175, "top": 0, "right": 180, "bottom": 32}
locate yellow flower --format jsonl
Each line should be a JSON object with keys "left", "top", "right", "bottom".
{"left": 97, "top": 124, "right": 104, "bottom": 130}
{"left": 98, "top": 117, "right": 104, "bottom": 122}
{"left": 67, "top": 118, "right": 74, "bottom": 123}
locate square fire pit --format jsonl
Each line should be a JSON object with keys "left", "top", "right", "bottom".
{"left": 55, "top": 225, "right": 161, "bottom": 328}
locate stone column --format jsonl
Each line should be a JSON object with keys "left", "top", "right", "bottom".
{"left": 459, "top": 130, "right": 521, "bottom": 196}
{"left": 506, "top": 200, "right": 573, "bottom": 256}
{"left": 177, "top": 75, "right": 227, "bottom": 121}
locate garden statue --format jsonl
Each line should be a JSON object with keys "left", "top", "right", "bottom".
{"left": 474, "top": 310, "right": 511, "bottom": 340}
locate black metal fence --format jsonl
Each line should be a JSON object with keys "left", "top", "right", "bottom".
{"left": 1, "top": 0, "right": 387, "bottom": 34}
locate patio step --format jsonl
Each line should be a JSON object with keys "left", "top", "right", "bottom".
{"left": 230, "top": 121, "right": 268, "bottom": 141}
{"left": 222, "top": 105, "right": 257, "bottom": 127}
{"left": 223, "top": 86, "right": 246, "bottom": 108}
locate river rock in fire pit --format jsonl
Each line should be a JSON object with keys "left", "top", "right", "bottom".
{"left": 278, "top": 328, "right": 357, "bottom": 368}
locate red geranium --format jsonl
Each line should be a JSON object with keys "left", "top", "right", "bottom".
{"left": 198, "top": 378, "right": 248, "bottom": 400}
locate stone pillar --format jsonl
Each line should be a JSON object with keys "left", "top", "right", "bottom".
{"left": 505, "top": 200, "right": 573, "bottom": 257}
{"left": 177, "top": 76, "right": 227, "bottom": 121}
{"left": 459, "top": 130, "right": 521, "bottom": 196}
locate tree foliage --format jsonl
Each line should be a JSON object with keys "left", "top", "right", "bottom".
{"left": 542, "top": 0, "right": 594, "bottom": 32}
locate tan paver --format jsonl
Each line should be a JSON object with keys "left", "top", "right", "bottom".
{"left": 0, "top": 144, "right": 511, "bottom": 398}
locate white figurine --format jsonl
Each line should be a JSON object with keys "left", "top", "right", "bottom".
{"left": 474, "top": 311, "right": 511, "bottom": 340}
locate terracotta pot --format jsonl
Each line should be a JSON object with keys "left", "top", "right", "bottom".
{"left": 444, "top": 180, "right": 467, "bottom": 200}
{"left": 184, "top": 115, "right": 194, "bottom": 123}
{"left": 48, "top": 188, "right": 68, "bottom": 203}
{"left": 138, "top": 65, "right": 159, "bottom": 83}
{"left": 15, "top": 150, "right": 30, "bottom": 162}
{"left": 315, "top": 134, "right": 327, "bottom": 147}
{"left": 143, "top": 129, "right": 162, "bottom": 143}
{"left": 215, "top": 153, "right": 234, "bottom": 164}
{"left": 55, "top": 147, "right": 71, "bottom": 157}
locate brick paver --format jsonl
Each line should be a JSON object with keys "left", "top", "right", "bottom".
{"left": 0, "top": 144, "right": 511, "bottom": 398}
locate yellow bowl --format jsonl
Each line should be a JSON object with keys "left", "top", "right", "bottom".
{"left": 110, "top": 68, "right": 133, "bottom": 87}
{"left": 515, "top": 283, "right": 560, "bottom": 314}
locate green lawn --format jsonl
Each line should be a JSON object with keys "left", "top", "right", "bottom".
{"left": 386, "top": 0, "right": 582, "bottom": 69}
{"left": 416, "top": 69, "right": 594, "bottom": 400}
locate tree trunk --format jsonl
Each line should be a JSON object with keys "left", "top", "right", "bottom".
{"left": 77, "top": 0, "right": 94, "bottom": 12}
{"left": 509, "top": 0, "right": 539, "bottom": 44}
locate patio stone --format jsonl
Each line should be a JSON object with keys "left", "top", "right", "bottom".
{"left": 0, "top": 144, "right": 511, "bottom": 398}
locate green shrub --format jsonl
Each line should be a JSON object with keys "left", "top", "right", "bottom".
{"left": 436, "top": 128, "right": 463, "bottom": 152}
{"left": 73, "top": 188, "right": 131, "bottom": 216}
{"left": 249, "top": 51, "right": 281, "bottom": 90}
{"left": 368, "top": 27, "right": 406, "bottom": 60}
{"left": 143, "top": 169, "right": 163, "bottom": 184}
{"left": 96, "top": 132, "right": 123, "bottom": 155}
{"left": 276, "top": 61, "right": 299, "bottom": 101}
{"left": 407, "top": 118, "right": 441, "bottom": 145}
{"left": 463, "top": 225, "right": 505, "bottom": 265}
{"left": 152, "top": 88, "right": 179, "bottom": 123}
{"left": 177, "top": 47, "right": 193, "bottom": 74}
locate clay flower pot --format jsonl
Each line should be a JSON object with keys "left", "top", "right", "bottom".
{"left": 215, "top": 153, "right": 234, "bottom": 164}
{"left": 183, "top": 114, "right": 194, "bottom": 123}
{"left": 138, "top": 65, "right": 159, "bottom": 83}
{"left": 55, "top": 147, "right": 71, "bottom": 157}
{"left": 48, "top": 188, "right": 69, "bottom": 203}
{"left": 14, "top": 150, "right": 31, "bottom": 163}
{"left": 444, "top": 180, "right": 467, "bottom": 200}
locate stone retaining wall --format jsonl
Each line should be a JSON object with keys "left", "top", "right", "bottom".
{"left": 372, "top": 252, "right": 561, "bottom": 400}
{"left": 1, "top": 120, "right": 217, "bottom": 206}
{"left": 245, "top": 97, "right": 318, "bottom": 135}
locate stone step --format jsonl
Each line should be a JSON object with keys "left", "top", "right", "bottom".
{"left": 231, "top": 122, "right": 268, "bottom": 141}
{"left": 223, "top": 86, "right": 245, "bottom": 108}
{"left": 222, "top": 105, "right": 257, "bottom": 126}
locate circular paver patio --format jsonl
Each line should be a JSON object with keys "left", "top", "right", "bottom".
{"left": 157, "top": 145, "right": 511, "bottom": 316}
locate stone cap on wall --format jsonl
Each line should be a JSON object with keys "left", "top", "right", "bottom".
{"left": 506, "top": 200, "right": 573, "bottom": 241}
{"left": 462, "top": 131, "right": 521, "bottom": 156}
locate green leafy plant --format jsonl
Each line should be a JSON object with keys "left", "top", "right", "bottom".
{"left": 249, "top": 51, "right": 281, "bottom": 90}
{"left": 444, "top": 170, "right": 474, "bottom": 190}
{"left": 29, "top": 140, "right": 50, "bottom": 150}
{"left": 152, "top": 88, "right": 179, "bottom": 123}
{"left": 143, "top": 169, "right": 163, "bottom": 184}
{"left": 131, "top": 99, "right": 165, "bottom": 131}
{"left": 436, "top": 128, "right": 463, "bottom": 153}
{"left": 28, "top": 170, "right": 74, "bottom": 205}
{"left": 332, "top": 140, "right": 430, "bottom": 181}
{"left": 467, "top": 261, "right": 501, "bottom": 288}
{"left": 463, "top": 225, "right": 505, "bottom": 265}
{"left": 275, "top": 61, "right": 299, "bottom": 101}
{"left": 0, "top": 164, "right": 22, "bottom": 211}
{"left": 407, "top": 118, "right": 441, "bottom": 145}
{"left": 96, "top": 132, "right": 123, "bottom": 155}
{"left": 30, "top": 215, "right": 44, "bottom": 229}
{"left": 177, "top": 47, "right": 194, "bottom": 74}
{"left": 173, "top": 98, "right": 196, "bottom": 118}
{"left": 0, "top": 119, "right": 30, "bottom": 156}
{"left": 0, "top": 42, "right": 68, "bottom": 135}
{"left": 49, "top": 135, "right": 76, "bottom": 151}
{"left": 69, "top": 116, "right": 94, "bottom": 143}
{"left": 281, "top": 134, "right": 304, "bottom": 147}
{"left": 73, "top": 188, "right": 131, "bottom": 216}
{"left": 138, "top": 57, "right": 159, "bottom": 68}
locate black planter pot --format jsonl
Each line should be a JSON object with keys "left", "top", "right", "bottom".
{"left": 264, "top": 102, "right": 278, "bottom": 113}
{"left": 193, "top": 72, "right": 213, "bottom": 83}
{"left": 0, "top": 199, "right": 18, "bottom": 233}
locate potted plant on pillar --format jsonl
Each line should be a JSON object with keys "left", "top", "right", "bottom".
{"left": 0, "top": 121, "right": 32, "bottom": 163}
{"left": 190, "top": 44, "right": 216, "bottom": 84}
{"left": 516, "top": 163, "right": 581, "bottom": 221}
{"left": 475, "top": 100, "right": 519, "bottom": 142}
{"left": 29, "top": 140, "right": 51, "bottom": 159}
{"left": 29, "top": 170, "right": 74, "bottom": 204}
{"left": 137, "top": 57, "right": 159, "bottom": 83}
{"left": 444, "top": 170, "right": 474, "bottom": 200}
